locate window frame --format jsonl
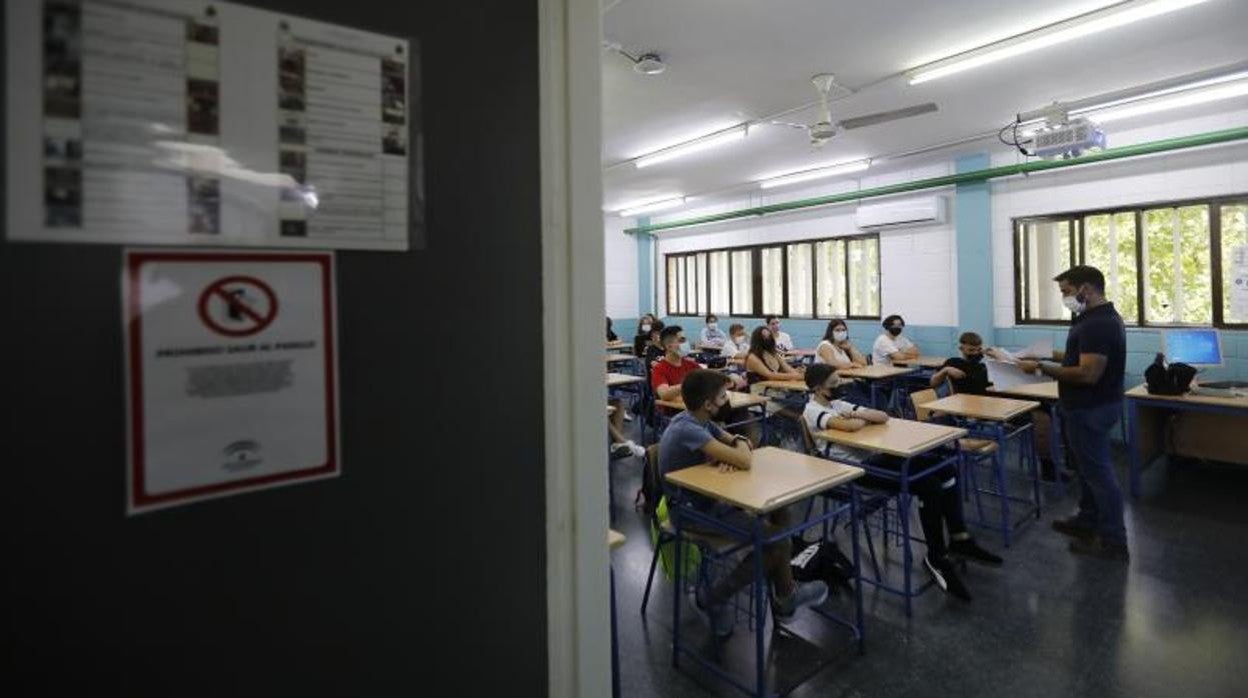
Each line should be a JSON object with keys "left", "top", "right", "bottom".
{"left": 1012, "top": 194, "right": 1248, "bottom": 329}
{"left": 662, "top": 232, "right": 881, "bottom": 319}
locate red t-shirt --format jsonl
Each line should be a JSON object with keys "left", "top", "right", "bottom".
{"left": 650, "top": 357, "right": 700, "bottom": 394}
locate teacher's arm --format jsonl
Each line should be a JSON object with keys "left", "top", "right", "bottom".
{"left": 1018, "top": 354, "right": 1107, "bottom": 385}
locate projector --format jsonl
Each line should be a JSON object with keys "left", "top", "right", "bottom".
{"left": 1033, "top": 117, "right": 1106, "bottom": 159}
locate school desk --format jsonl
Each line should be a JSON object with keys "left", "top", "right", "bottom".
{"left": 1125, "top": 385, "right": 1248, "bottom": 498}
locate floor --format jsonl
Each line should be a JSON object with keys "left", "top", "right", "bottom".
{"left": 607, "top": 421, "right": 1248, "bottom": 698}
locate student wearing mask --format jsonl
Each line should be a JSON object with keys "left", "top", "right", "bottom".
{"left": 930, "top": 332, "right": 989, "bottom": 394}
{"left": 650, "top": 325, "right": 699, "bottom": 402}
{"left": 872, "top": 314, "right": 920, "bottom": 366}
{"left": 642, "top": 320, "right": 666, "bottom": 364}
{"left": 765, "top": 316, "right": 795, "bottom": 352}
{"left": 803, "top": 364, "right": 1002, "bottom": 601}
{"left": 815, "top": 319, "right": 867, "bottom": 369}
{"left": 700, "top": 314, "right": 726, "bottom": 349}
{"left": 659, "top": 369, "right": 828, "bottom": 636}
{"left": 633, "top": 314, "right": 656, "bottom": 356}
{"left": 719, "top": 323, "right": 748, "bottom": 358}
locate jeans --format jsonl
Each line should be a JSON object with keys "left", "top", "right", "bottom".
{"left": 678, "top": 506, "right": 795, "bottom": 604}
{"left": 1061, "top": 402, "right": 1127, "bottom": 545}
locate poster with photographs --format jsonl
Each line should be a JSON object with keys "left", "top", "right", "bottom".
{"left": 6, "top": 0, "right": 420, "bottom": 251}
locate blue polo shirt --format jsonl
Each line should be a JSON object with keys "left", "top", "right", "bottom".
{"left": 1059, "top": 302, "right": 1126, "bottom": 408}
{"left": 658, "top": 411, "right": 726, "bottom": 511}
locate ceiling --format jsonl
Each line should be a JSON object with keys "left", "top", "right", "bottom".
{"left": 600, "top": 0, "right": 1248, "bottom": 211}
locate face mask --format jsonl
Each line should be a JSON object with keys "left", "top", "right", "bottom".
{"left": 965, "top": 353, "right": 984, "bottom": 364}
{"left": 707, "top": 322, "right": 718, "bottom": 330}
{"left": 832, "top": 329, "right": 848, "bottom": 342}
{"left": 676, "top": 341, "right": 691, "bottom": 357}
{"left": 733, "top": 335, "right": 745, "bottom": 346}
{"left": 887, "top": 326, "right": 903, "bottom": 337}
{"left": 641, "top": 323, "right": 651, "bottom": 333}
{"left": 1061, "top": 295, "right": 1084, "bottom": 315}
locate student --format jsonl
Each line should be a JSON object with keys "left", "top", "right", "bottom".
{"left": 872, "top": 314, "right": 920, "bottom": 366}
{"left": 700, "top": 314, "right": 726, "bottom": 349}
{"left": 633, "top": 314, "right": 656, "bottom": 356}
{"left": 815, "top": 319, "right": 867, "bottom": 369}
{"left": 745, "top": 326, "right": 804, "bottom": 385}
{"left": 803, "top": 364, "right": 1002, "bottom": 601}
{"left": 607, "top": 405, "right": 644, "bottom": 458}
{"left": 659, "top": 369, "right": 828, "bottom": 636}
{"left": 719, "top": 323, "right": 749, "bottom": 361}
{"left": 651, "top": 325, "right": 699, "bottom": 403}
{"left": 930, "top": 332, "right": 989, "bottom": 394}
{"left": 642, "top": 319, "right": 666, "bottom": 364}
{"left": 765, "top": 316, "right": 795, "bottom": 352}
{"left": 606, "top": 317, "right": 618, "bottom": 343}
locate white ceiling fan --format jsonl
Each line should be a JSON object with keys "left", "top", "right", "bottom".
{"left": 772, "top": 74, "right": 939, "bottom": 147}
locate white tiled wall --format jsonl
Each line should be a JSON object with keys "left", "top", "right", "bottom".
{"left": 603, "top": 215, "right": 638, "bottom": 319}
{"left": 990, "top": 106, "right": 1248, "bottom": 328}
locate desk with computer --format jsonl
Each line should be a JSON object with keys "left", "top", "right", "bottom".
{"left": 1126, "top": 328, "right": 1248, "bottom": 497}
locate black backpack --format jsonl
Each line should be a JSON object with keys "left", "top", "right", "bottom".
{"left": 1144, "top": 353, "right": 1197, "bottom": 396}
{"left": 789, "top": 537, "right": 855, "bottom": 595}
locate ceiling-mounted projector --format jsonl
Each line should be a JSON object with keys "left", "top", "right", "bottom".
{"left": 1033, "top": 117, "right": 1106, "bottom": 159}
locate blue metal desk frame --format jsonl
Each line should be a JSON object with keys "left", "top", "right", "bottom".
{"left": 1126, "top": 392, "right": 1248, "bottom": 497}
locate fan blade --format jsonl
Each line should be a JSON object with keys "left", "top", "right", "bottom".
{"left": 839, "top": 103, "right": 937, "bottom": 130}
{"left": 767, "top": 120, "right": 810, "bottom": 131}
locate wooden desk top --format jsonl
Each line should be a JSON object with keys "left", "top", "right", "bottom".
{"left": 664, "top": 446, "right": 863, "bottom": 514}
{"left": 605, "top": 353, "right": 637, "bottom": 363}
{"left": 1124, "top": 384, "right": 1248, "bottom": 409}
{"left": 893, "top": 356, "right": 947, "bottom": 369}
{"left": 606, "top": 340, "right": 629, "bottom": 351}
{"left": 785, "top": 349, "right": 817, "bottom": 357}
{"left": 608, "top": 529, "right": 626, "bottom": 549}
{"left": 988, "top": 381, "right": 1060, "bottom": 401}
{"left": 698, "top": 342, "right": 725, "bottom": 351}
{"left": 836, "top": 365, "right": 916, "bottom": 380}
{"left": 924, "top": 393, "right": 1039, "bottom": 421}
{"left": 754, "top": 379, "right": 808, "bottom": 392}
{"left": 815, "top": 418, "right": 966, "bottom": 458}
{"left": 606, "top": 372, "right": 645, "bottom": 387}
{"left": 656, "top": 391, "right": 769, "bottom": 412}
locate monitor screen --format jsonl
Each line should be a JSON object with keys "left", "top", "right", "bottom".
{"left": 1164, "top": 329, "right": 1223, "bottom": 366}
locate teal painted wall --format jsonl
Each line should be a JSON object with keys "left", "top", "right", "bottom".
{"left": 635, "top": 217, "right": 653, "bottom": 317}
{"left": 955, "top": 153, "right": 994, "bottom": 344}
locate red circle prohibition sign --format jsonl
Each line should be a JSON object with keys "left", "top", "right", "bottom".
{"left": 197, "top": 275, "right": 279, "bottom": 337}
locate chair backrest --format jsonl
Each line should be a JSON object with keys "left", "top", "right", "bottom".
{"left": 798, "top": 416, "right": 819, "bottom": 457}
{"left": 641, "top": 444, "right": 662, "bottom": 520}
{"left": 910, "top": 388, "right": 938, "bottom": 422}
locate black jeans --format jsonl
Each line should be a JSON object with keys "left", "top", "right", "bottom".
{"left": 860, "top": 454, "right": 965, "bottom": 559}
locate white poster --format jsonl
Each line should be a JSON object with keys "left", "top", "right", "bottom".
{"left": 6, "top": 0, "right": 419, "bottom": 250}
{"left": 124, "top": 249, "right": 340, "bottom": 514}
{"left": 1230, "top": 245, "right": 1248, "bottom": 320}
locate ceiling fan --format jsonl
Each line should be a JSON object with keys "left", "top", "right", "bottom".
{"left": 772, "top": 74, "right": 938, "bottom": 147}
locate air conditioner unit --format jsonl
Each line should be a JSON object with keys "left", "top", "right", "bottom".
{"left": 855, "top": 196, "right": 946, "bottom": 230}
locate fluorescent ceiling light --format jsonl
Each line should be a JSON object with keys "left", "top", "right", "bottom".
{"left": 757, "top": 159, "right": 870, "bottom": 190}
{"left": 634, "top": 126, "right": 748, "bottom": 169}
{"left": 616, "top": 195, "right": 687, "bottom": 217}
{"left": 1089, "top": 80, "right": 1248, "bottom": 123}
{"left": 908, "top": 0, "right": 1213, "bottom": 85}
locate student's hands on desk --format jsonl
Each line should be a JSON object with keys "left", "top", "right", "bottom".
{"left": 716, "top": 438, "right": 753, "bottom": 473}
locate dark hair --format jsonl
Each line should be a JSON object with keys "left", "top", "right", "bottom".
{"left": 764, "top": 315, "right": 780, "bottom": 325}
{"left": 705, "top": 314, "right": 718, "bottom": 323}
{"left": 882, "top": 314, "right": 904, "bottom": 328}
{"left": 606, "top": 317, "right": 617, "bottom": 342}
{"left": 649, "top": 319, "right": 665, "bottom": 337}
{"left": 635, "top": 314, "right": 655, "bottom": 336}
{"left": 805, "top": 363, "right": 836, "bottom": 391}
{"left": 958, "top": 331, "right": 983, "bottom": 346}
{"left": 681, "top": 369, "right": 731, "bottom": 412}
{"left": 659, "top": 325, "right": 683, "bottom": 345}
{"left": 748, "top": 325, "right": 774, "bottom": 358}
{"left": 1053, "top": 265, "right": 1106, "bottom": 292}
{"left": 823, "top": 319, "right": 849, "bottom": 342}
{"left": 728, "top": 322, "right": 745, "bottom": 336}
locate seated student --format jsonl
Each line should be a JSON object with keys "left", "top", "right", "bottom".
{"left": 606, "top": 317, "right": 619, "bottom": 343}
{"left": 607, "top": 405, "right": 644, "bottom": 458}
{"left": 719, "top": 323, "right": 749, "bottom": 361}
{"left": 930, "top": 331, "right": 989, "bottom": 394}
{"left": 642, "top": 319, "right": 667, "bottom": 365}
{"left": 660, "top": 369, "right": 828, "bottom": 636}
{"left": 745, "top": 326, "right": 805, "bottom": 385}
{"left": 633, "top": 314, "right": 656, "bottom": 357}
{"left": 651, "top": 325, "right": 699, "bottom": 403}
{"left": 803, "top": 364, "right": 1002, "bottom": 601}
{"left": 700, "top": 314, "right": 726, "bottom": 349}
{"left": 765, "top": 316, "right": 795, "bottom": 352}
{"left": 872, "top": 314, "right": 921, "bottom": 366}
{"left": 815, "top": 319, "right": 868, "bottom": 369}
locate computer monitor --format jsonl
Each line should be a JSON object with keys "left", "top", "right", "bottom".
{"left": 1162, "top": 328, "right": 1223, "bottom": 367}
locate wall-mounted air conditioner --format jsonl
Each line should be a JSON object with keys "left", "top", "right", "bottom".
{"left": 855, "top": 196, "right": 946, "bottom": 230}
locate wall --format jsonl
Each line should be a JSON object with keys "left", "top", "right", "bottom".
{"left": 2, "top": 2, "right": 549, "bottom": 696}
{"left": 604, "top": 215, "right": 638, "bottom": 319}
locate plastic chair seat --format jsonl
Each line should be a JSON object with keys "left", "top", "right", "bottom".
{"left": 659, "top": 519, "right": 739, "bottom": 554}
{"left": 959, "top": 438, "right": 998, "bottom": 454}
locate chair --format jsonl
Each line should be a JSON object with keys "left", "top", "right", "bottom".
{"left": 639, "top": 445, "right": 740, "bottom": 617}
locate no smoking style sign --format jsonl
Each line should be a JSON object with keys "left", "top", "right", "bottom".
{"left": 124, "top": 250, "right": 339, "bottom": 514}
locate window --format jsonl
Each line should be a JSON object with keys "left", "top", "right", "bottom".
{"left": 1014, "top": 196, "right": 1244, "bottom": 327}
{"left": 663, "top": 233, "right": 881, "bottom": 318}
{"left": 1221, "top": 203, "right": 1248, "bottom": 326}
{"left": 761, "top": 247, "right": 784, "bottom": 316}
{"left": 787, "top": 243, "right": 813, "bottom": 317}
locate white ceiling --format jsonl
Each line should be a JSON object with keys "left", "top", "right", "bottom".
{"left": 601, "top": 0, "right": 1248, "bottom": 211}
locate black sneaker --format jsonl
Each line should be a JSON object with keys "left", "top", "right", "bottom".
{"left": 924, "top": 555, "right": 971, "bottom": 602}
{"left": 1039, "top": 459, "right": 1072, "bottom": 483}
{"left": 1051, "top": 516, "right": 1096, "bottom": 541}
{"left": 948, "top": 538, "right": 1004, "bottom": 566}
{"left": 1068, "top": 536, "right": 1129, "bottom": 562}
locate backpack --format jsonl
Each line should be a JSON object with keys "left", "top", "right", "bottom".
{"left": 1144, "top": 353, "right": 1197, "bottom": 396}
{"left": 789, "top": 537, "right": 855, "bottom": 595}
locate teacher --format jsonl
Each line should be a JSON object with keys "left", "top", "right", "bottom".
{"left": 1018, "top": 265, "right": 1128, "bottom": 562}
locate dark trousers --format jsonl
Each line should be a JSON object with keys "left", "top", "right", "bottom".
{"left": 1061, "top": 402, "right": 1127, "bottom": 544}
{"left": 679, "top": 506, "right": 795, "bottom": 604}
{"left": 861, "top": 456, "right": 965, "bottom": 559}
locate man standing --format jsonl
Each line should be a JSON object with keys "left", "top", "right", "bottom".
{"left": 1018, "top": 266, "right": 1128, "bottom": 561}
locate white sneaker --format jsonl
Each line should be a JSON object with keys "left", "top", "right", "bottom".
{"left": 625, "top": 440, "right": 645, "bottom": 458}
{"left": 623, "top": 412, "right": 634, "bottom": 422}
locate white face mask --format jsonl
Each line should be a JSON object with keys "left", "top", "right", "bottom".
{"left": 707, "top": 322, "right": 718, "bottom": 330}
{"left": 1062, "top": 295, "right": 1085, "bottom": 315}
{"left": 640, "top": 323, "right": 651, "bottom": 333}
{"left": 732, "top": 335, "right": 745, "bottom": 346}
{"left": 832, "top": 329, "right": 848, "bottom": 342}
{"left": 676, "top": 341, "right": 691, "bottom": 357}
